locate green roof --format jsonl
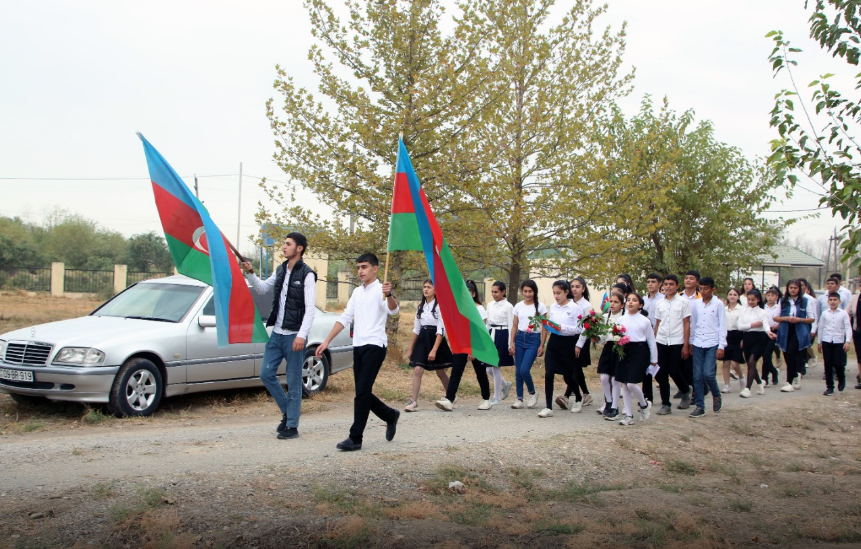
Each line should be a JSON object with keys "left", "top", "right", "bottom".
{"left": 758, "top": 245, "right": 825, "bottom": 268}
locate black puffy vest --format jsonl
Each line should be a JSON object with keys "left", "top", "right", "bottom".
{"left": 266, "top": 259, "right": 317, "bottom": 331}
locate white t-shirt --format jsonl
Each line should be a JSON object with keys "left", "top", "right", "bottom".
{"left": 513, "top": 301, "right": 548, "bottom": 333}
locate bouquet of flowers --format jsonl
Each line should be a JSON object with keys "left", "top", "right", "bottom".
{"left": 577, "top": 309, "right": 610, "bottom": 344}
{"left": 526, "top": 313, "right": 544, "bottom": 333}
{"left": 613, "top": 325, "right": 630, "bottom": 359}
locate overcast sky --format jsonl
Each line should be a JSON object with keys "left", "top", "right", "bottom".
{"left": 0, "top": 0, "right": 846, "bottom": 258}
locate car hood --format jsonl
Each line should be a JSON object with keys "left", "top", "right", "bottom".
{"left": 1, "top": 315, "right": 183, "bottom": 348}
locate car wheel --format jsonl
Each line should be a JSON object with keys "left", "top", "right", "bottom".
{"left": 9, "top": 393, "right": 44, "bottom": 406}
{"left": 302, "top": 348, "right": 329, "bottom": 396}
{"left": 107, "top": 358, "right": 163, "bottom": 417}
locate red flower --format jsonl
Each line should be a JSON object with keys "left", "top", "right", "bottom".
{"left": 584, "top": 322, "right": 591, "bottom": 329}
{"left": 577, "top": 315, "right": 583, "bottom": 319}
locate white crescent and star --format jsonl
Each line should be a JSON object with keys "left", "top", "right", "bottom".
{"left": 192, "top": 226, "right": 209, "bottom": 254}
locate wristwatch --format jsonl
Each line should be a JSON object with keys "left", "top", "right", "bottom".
{"left": 385, "top": 292, "right": 394, "bottom": 298}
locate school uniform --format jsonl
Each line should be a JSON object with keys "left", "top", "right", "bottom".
{"left": 512, "top": 301, "right": 548, "bottom": 399}
{"left": 653, "top": 295, "right": 692, "bottom": 407}
{"left": 761, "top": 303, "right": 781, "bottom": 384}
{"left": 724, "top": 304, "right": 745, "bottom": 364}
{"left": 615, "top": 312, "right": 658, "bottom": 385}
{"left": 776, "top": 297, "right": 813, "bottom": 385}
{"left": 486, "top": 299, "right": 515, "bottom": 367}
{"left": 597, "top": 310, "right": 625, "bottom": 377}
{"left": 643, "top": 292, "right": 665, "bottom": 329}
{"left": 839, "top": 286, "right": 852, "bottom": 310}
{"left": 444, "top": 304, "right": 491, "bottom": 402}
{"left": 738, "top": 306, "right": 774, "bottom": 362}
{"left": 565, "top": 296, "right": 593, "bottom": 400}
{"left": 819, "top": 307, "right": 853, "bottom": 391}
{"left": 409, "top": 299, "right": 453, "bottom": 369}
{"left": 543, "top": 300, "right": 585, "bottom": 409}
{"left": 690, "top": 297, "right": 727, "bottom": 409}
{"left": 678, "top": 289, "right": 701, "bottom": 387}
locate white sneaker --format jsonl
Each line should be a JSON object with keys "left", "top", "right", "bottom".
{"left": 526, "top": 393, "right": 538, "bottom": 408}
{"left": 739, "top": 388, "right": 751, "bottom": 398}
{"left": 570, "top": 400, "right": 583, "bottom": 413}
{"left": 780, "top": 383, "right": 794, "bottom": 392}
{"left": 739, "top": 377, "right": 746, "bottom": 392}
{"left": 537, "top": 408, "right": 553, "bottom": 418}
{"left": 756, "top": 382, "right": 765, "bottom": 395}
{"left": 619, "top": 415, "right": 635, "bottom": 426}
{"left": 477, "top": 399, "right": 491, "bottom": 410}
{"left": 490, "top": 398, "right": 500, "bottom": 406}
{"left": 730, "top": 370, "right": 739, "bottom": 380}
{"left": 597, "top": 403, "right": 606, "bottom": 414}
{"left": 511, "top": 399, "right": 525, "bottom": 409}
{"left": 721, "top": 384, "right": 731, "bottom": 393}
{"left": 582, "top": 393, "right": 593, "bottom": 406}
{"left": 501, "top": 381, "right": 512, "bottom": 400}
{"left": 792, "top": 377, "right": 801, "bottom": 389}
{"left": 435, "top": 398, "right": 454, "bottom": 411}
{"left": 639, "top": 401, "right": 652, "bottom": 422}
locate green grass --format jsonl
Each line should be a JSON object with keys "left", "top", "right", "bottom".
{"left": 728, "top": 499, "right": 752, "bottom": 512}
{"left": 91, "top": 481, "right": 116, "bottom": 500}
{"left": 532, "top": 518, "right": 585, "bottom": 536}
{"left": 665, "top": 457, "right": 698, "bottom": 476}
{"left": 543, "top": 478, "right": 622, "bottom": 506}
{"left": 312, "top": 484, "right": 383, "bottom": 518}
{"left": 508, "top": 467, "right": 546, "bottom": 490}
{"left": 422, "top": 465, "right": 495, "bottom": 495}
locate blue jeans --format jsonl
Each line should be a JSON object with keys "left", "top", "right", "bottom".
{"left": 692, "top": 345, "right": 721, "bottom": 409}
{"left": 514, "top": 331, "right": 540, "bottom": 399}
{"left": 259, "top": 332, "right": 305, "bottom": 428}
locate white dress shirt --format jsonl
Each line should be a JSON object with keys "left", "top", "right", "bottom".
{"left": 513, "top": 301, "right": 548, "bottom": 332}
{"left": 818, "top": 307, "right": 853, "bottom": 344}
{"left": 547, "top": 300, "right": 586, "bottom": 347}
{"left": 804, "top": 294, "right": 819, "bottom": 334}
{"left": 764, "top": 303, "right": 781, "bottom": 331}
{"left": 476, "top": 304, "right": 487, "bottom": 323}
{"left": 655, "top": 295, "right": 691, "bottom": 346}
{"left": 337, "top": 279, "right": 399, "bottom": 347}
{"left": 725, "top": 303, "right": 744, "bottom": 331}
{"left": 738, "top": 306, "right": 774, "bottom": 335}
{"left": 690, "top": 297, "right": 727, "bottom": 350}
{"left": 486, "top": 299, "right": 514, "bottom": 334}
{"left": 619, "top": 312, "right": 658, "bottom": 363}
{"left": 643, "top": 292, "right": 664, "bottom": 328}
{"left": 598, "top": 310, "right": 625, "bottom": 345}
{"left": 413, "top": 299, "right": 445, "bottom": 336}
{"left": 839, "top": 286, "right": 852, "bottom": 310}
{"left": 246, "top": 267, "right": 316, "bottom": 339}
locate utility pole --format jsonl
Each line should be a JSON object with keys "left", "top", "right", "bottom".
{"left": 237, "top": 162, "right": 243, "bottom": 247}
{"left": 194, "top": 174, "right": 199, "bottom": 199}
{"left": 349, "top": 143, "right": 356, "bottom": 235}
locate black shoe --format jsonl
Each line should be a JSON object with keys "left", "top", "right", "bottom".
{"left": 689, "top": 406, "right": 705, "bottom": 418}
{"left": 677, "top": 392, "right": 691, "bottom": 410}
{"left": 603, "top": 408, "right": 619, "bottom": 421}
{"left": 824, "top": 389, "right": 834, "bottom": 396}
{"left": 672, "top": 391, "right": 683, "bottom": 399}
{"left": 336, "top": 438, "right": 362, "bottom": 451}
{"left": 713, "top": 396, "right": 722, "bottom": 413}
{"left": 386, "top": 410, "right": 400, "bottom": 442}
{"left": 839, "top": 380, "right": 846, "bottom": 392}
{"left": 856, "top": 383, "right": 861, "bottom": 390}
{"left": 277, "top": 427, "right": 299, "bottom": 439}
{"left": 276, "top": 414, "right": 287, "bottom": 433}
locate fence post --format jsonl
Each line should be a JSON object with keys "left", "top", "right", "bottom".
{"left": 114, "top": 264, "right": 128, "bottom": 294}
{"left": 51, "top": 262, "right": 65, "bottom": 297}
{"left": 338, "top": 272, "right": 352, "bottom": 304}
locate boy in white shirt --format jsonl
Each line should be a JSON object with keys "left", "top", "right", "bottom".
{"left": 653, "top": 274, "right": 692, "bottom": 413}
{"left": 817, "top": 292, "right": 853, "bottom": 395}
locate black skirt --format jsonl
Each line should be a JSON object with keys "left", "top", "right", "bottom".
{"left": 544, "top": 334, "right": 578, "bottom": 375}
{"left": 725, "top": 330, "right": 744, "bottom": 363}
{"left": 596, "top": 342, "right": 618, "bottom": 377}
{"left": 410, "top": 325, "right": 452, "bottom": 370}
{"left": 742, "top": 331, "right": 768, "bottom": 362}
{"left": 615, "top": 341, "right": 649, "bottom": 384}
{"left": 573, "top": 334, "right": 592, "bottom": 367}
{"left": 491, "top": 327, "right": 515, "bottom": 367}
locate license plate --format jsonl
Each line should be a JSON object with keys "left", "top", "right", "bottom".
{"left": 0, "top": 369, "right": 33, "bottom": 382}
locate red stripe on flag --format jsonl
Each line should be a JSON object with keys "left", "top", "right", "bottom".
{"left": 432, "top": 251, "right": 471, "bottom": 354}
{"left": 391, "top": 172, "right": 414, "bottom": 214}
{"left": 222, "top": 234, "right": 258, "bottom": 341}
{"left": 152, "top": 182, "right": 207, "bottom": 253}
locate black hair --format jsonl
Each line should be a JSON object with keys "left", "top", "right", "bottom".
{"left": 798, "top": 278, "right": 815, "bottom": 297}
{"left": 826, "top": 277, "right": 841, "bottom": 286}
{"left": 552, "top": 280, "right": 575, "bottom": 300}
{"left": 466, "top": 279, "right": 482, "bottom": 306}
{"left": 831, "top": 273, "right": 843, "bottom": 281}
{"left": 492, "top": 280, "right": 507, "bottom": 297}
{"left": 416, "top": 278, "right": 439, "bottom": 319}
{"left": 685, "top": 270, "right": 701, "bottom": 281}
{"left": 828, "top": 291, "right": 842, "bottom": 300}
{"left": 727, "top": 287, "right": 742, "bottom": 300}
{"left": 521, "top": 279, "right": 540, "bottom": 316}
{"left": 781, "top": 279, "right": 802, "bottom": 307}
{"left": 356, "top": 253, "right": 379, "bottom": 266}
{"left": 285, "top": 232, "right": 308, "bottom": 256}
{"left": 647, "top": 272, "right": 664, "bottom": 283}
{"left": 627, "top": 291, "right": 648, "bottom": 317}
{"left": 699, "top": 276, "right": 715, "bottom": 289}
{"left": 605, "top": 292, "right": 625, "bottom": 321}
{"left": 664, "top": 274, "right": 680, "bottom": 286}
{"left": 612, "top": 282, "right": 630, "bottom": 297}
{"left": 743, "top": 277, "right": 757, "bottom": 290}
{"left": 571, "top": 277, "right": 591, "bottom": 301}
{"left": 746, "top": 289, "right": 764, "bottom": 309}
{"left": 766, "top": 285, "right": 783, "bottom": 300}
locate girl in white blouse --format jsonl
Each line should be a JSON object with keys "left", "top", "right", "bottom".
{"left": 595, "top": 292, "right": 625, "bottom": 420}
{"left": 538, "top": 280, "right": 586, "bottom": 417}
{"left": 761, "top": 287, "right": 782, "bottom": 386}
{"left": 615, "top": 293, "right": 656, "bottom": 426}
{"left": 737, "top": 289, "right": 777, "bottom": 397}
{"left": 405, "top": 280, "right": 451, "bottom": 411}
{"left": 485, "top": 281, "right": 514, "bottom": 404}
{"left": 721, "top": 288, "right": 746, "bottom": 393}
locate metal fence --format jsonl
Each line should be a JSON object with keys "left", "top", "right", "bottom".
{"left": 399, "top": 278, "right": 486, "bottom": 302}
{"left": 64, "top": 269, "right": 114, "bottom": 294}
{"left": 127, "top": 271, "right": 173, "bottom": 286}
{"left": 0, "top": 267, "right": 51, "bottom": 292}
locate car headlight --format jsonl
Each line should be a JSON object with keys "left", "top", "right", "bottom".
{"left": 53, "top": 347, "right": 106, "bottom": 366}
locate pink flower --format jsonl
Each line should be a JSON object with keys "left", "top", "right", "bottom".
{"left": 618, "top": 335, "right": 631, "bottom": 346}
{"left": 577, "top": 315, "right": 582, "bottom": 319}
{"left": 589, "top": 310, "right": 595, "bottom": 316}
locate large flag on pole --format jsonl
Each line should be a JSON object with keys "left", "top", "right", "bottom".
{"left": 137, "top": 133, "right": 268, "bottom": 347}
{"left": 387, "top": 138, "right": 498, "bottom": 366}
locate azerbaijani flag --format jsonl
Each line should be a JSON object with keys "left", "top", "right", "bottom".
{"left": 541, "top": 318, "right": 562, "bottom": 335}
{"left": 600, "top": 291, "right": 610, "bottom": 313}
{"left": 387, "top": 138, "right": 498, "bottom": 366}
{"left": 138, "top": 133, "right": 268, "bottom": 347}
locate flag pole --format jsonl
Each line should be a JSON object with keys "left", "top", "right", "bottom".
{"left": 225, "top": 239, "right": 246, "bottom": 263}
{"left": 383, "top": 133, "right": 403, "bottom": 286}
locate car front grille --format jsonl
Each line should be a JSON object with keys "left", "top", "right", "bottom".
{"left": 4, "top": 343, "right": 53, "bottom": 366}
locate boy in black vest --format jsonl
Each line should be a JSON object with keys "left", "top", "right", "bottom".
{"left": 242, "top": 232, "right": 316, "bottom": 440}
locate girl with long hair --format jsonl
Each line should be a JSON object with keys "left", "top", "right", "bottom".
{"left": 557, "top": 277, "right": 593, "bottom": 409}
{"left": 509, "top": 279, "right": 547, "bottom": 409}
{"left": 615, "top": 292, "right": 655, "bottom": 425}
{"left": 404, "top": 280, "right": 451, "bottom": 411}
{"left": 737, "top": 289, "right": 776, "bottom": 397}
{"left": 761, "top": 287, "right": 782, "bottom": 386}
{"left": 485, "top": 281, "right": 514, "bottom": 404}
{"left": 596, "top": 291, "right": 625, "bottom": 420}
{"left": 538, "top": 280, "right": 586, "bottom": 417}
{"left": 775, "top": 279, "right": 815, "bottom": 392}
{"left": 721, "top": 288, "right": 746, "bottom": 393}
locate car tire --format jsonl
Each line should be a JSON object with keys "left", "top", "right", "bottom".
{"left": 302, "top": 348, "right": 329, "bottom": 396}
{"left": 107, "top": 358, "right": 163, "bottom": 417}
{"left": 9, "top": 393, "right": 44, "bottom": 406}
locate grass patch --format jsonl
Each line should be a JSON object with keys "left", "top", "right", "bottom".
{"left": 422, "top": 465, "right": 495, "bottom": 495}
{"left": 785, "top": 461, "right": 815, "bottom": 473}
{"left": 375, "top": 386, "right": 410, "bottom": 403}
{"left": 508, "top": 467, "right": 546, "bottom": 490}
{"left": 91, "top": 481, "right": 116, "bottom": 500}
{"left": 679, "top": 434, "right": 692, "bottom": 443}
{"left": 745, "top": 453, "right": 770, "bottom": 470}
{"left": 532, "top": 518, "right": 585, "bottom": 536}
{"left": 312, "top": 484, "right": 382, "bottom": 518}
{"left": 728, "top": 499, "right": 752, "bottom": 512}
{"left": 665, "top": 457, "right": 698, "bottom": 476}
{"left": 728, "top": 422, "right": 758, "bottom": 436}
{"left": 313, "top": 516, "right": 374, "bottom": 549}
{"left": 657, "top": 482, "right": 686, "bottom": 493}
{"left": 780, "top": 485, "right": 812, "bottom": 498}
{"left": 82, "top": 407, "right": 112, "bottom": 424}
{"left": 446, "top": 502, "right": 495, "bottom": 526}
{"left": 543, "top": 478, "right": 621, "bottom": 506}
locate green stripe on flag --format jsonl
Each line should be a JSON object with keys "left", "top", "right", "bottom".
{"left": 387, "top": 213, "right": 424, "bottom": 251}
{"left": 165, "top": 234, "right": 213, "bottom": 284}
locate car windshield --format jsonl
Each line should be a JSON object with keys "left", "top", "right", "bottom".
{"left": 93, "top": 283, "right": 204, "bottom": 322}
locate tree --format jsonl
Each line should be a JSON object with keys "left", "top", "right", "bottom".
{"left": 609, "top": 97, "right": 784, "bottom": 286}
{"left": 38, "top": 210, "right": 125, "bottom": 270}
{"left": 767, "top": 0, "right": 861, "bottom": 266}
{"left": 0, "top": 217, "right": 45, "bottom": 268}
{"left": 124, "top": 232, "right": 174, "bottom": 272}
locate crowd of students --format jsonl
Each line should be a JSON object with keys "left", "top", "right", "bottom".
{"left": 407, "top": 271, "right": 858, "bottom": 425}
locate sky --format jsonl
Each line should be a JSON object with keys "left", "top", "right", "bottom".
{"left": 0, "top": 0, "right": 847, "bottom": 258}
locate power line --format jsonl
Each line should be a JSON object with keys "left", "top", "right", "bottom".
{"left": 765, "top": 206, "right": 828, "bottom": 213}
{"left": 0, "top": 173, "right": 239, "bottom": 181}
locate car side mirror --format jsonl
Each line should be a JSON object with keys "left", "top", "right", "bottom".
{"left": 198, "top": 315, "right": 217, "bottom": 328}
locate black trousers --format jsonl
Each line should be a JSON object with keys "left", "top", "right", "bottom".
{"left": 761, "top": 336, "right": 779, "bottom": 384}
{"left": 656, "top": 343, "right": 690, "bottom": 406}
{"left": 349, "top": 344, "right": 397, "bottom": 443}
{"left": 784, "top": 325, "right": 805, "bottom": 383}
{"left": 563, "top": 367, "right": 584, "bottom": 401}
{"left": 445, "top": 354, "right": 491, "bottom": 401}
{"left": 822, "top": 341, "right": 847, "bottom": 390}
